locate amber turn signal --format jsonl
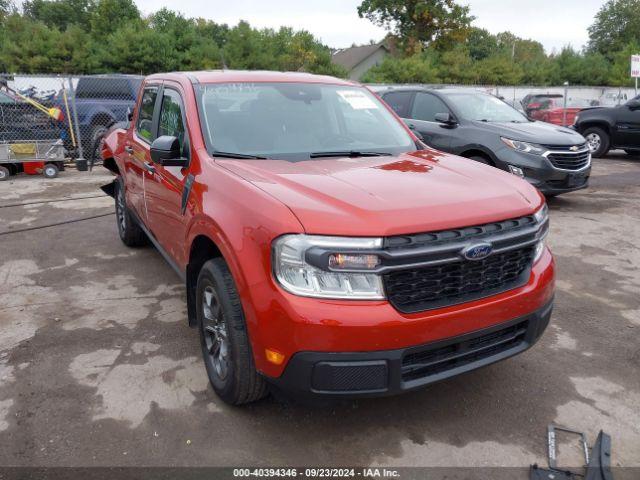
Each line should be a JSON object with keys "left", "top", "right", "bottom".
{"left": 265, "top": 348, "right": 285, "bottom": 365}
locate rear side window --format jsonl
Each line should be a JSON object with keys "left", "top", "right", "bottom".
{"left": 411, "top": 93, "right": 450, "bottom": 122}
{"left": 136, "top": 87, "right": 158, "bottom": 143}
{"left": 158, "top": 89, "right": 188, "bottom": 157}
{"left": 383, "top": 91, "right": 414, "bottom": 118}
{"left": 75, "top": 78, "right": 135, "bottom": 100}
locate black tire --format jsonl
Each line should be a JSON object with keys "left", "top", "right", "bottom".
{"left": 43, "top": 163, "right": 59, "bottom": 179}
{"left": 0, "top": 166, "right": 9, "bottom": 181}
{"left": 583, "top": 127, "right": 610, "bottom": 158}
{"left": 90, "top": 124, "right": 109, "bottom": 164}
{"left": 196, "top": 258, "right": 267, "bottom": 405}
{"left": 468, "top": 155, "right": 493, "bottom": 165}
{"left": 114, "top": 176, "right": 147, "bottom": 247}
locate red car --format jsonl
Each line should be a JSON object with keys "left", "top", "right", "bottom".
{"left": 102, "top": 71, "right": 554, "bottom": 405}
{"left": 525, "top": 95, "right": 592, "bottom": 126}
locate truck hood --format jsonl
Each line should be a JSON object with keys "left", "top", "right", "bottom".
{"left": 216, "top": 150, "right": 544, "bottom": 237}
{"left": 473, "top": 120, "right": 586, "bottom": 145}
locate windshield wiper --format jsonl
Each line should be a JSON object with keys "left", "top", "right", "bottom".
{"left": 212, "top": 151, "right": 267, "bottom": 159}
{"left": 309, "top": 150, "right": 392, "bottom": 159}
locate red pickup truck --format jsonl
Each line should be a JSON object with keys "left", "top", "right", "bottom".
{"left": 101, "top": 71, "right": 554, "bottom": 405}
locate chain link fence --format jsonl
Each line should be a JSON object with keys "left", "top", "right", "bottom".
{"left": 0, "top": 73, "right": 142, "bottom": 180}
{"left": 0, "top": 73, "right": 637, "bottom": 181}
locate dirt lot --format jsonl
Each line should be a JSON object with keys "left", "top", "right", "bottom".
{"left": 0, "top": 154, "right": 639, "bottom": 473}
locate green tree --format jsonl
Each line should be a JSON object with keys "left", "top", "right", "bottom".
{"left": 608, "top": 40, "right": 640, "bottom": 86}
{"left": 23, "top": 0, "right": 94, "bottom": 31}
{"left": 361, "top": 52, "right": 440, "bottom": 83}
{"left": 1, "top": 0, "right": 14, "bottom": 19}
{"left": 467, "top": 27, "right": 498, "bottom": 61}
{"left": 357, "top": 0, "right": 474, "bottom": 54}
{"left": 437, "top": 44, "right": 477, "bottom": 83}
{"left": 101, "top": 22, "right": 178, "bottom": 74}
{"left": 588, "top": 0, "right": 640, "bottom": 58}
{"left": 475, "top": 55, "right": 523, "bottom": 85}
{"left": 90, "top": 0, "right": 139, "bottom": 37}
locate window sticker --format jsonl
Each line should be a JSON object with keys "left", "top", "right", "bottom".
{"left": 337, "top": 90, "right": 378, "bottom": 110}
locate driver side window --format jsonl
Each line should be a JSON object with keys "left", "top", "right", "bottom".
{"left": 158, "top": 89, "right": 187, "bottom": 153}
{"left": 411, "top": 93, "right": 450, "bottom": 122}
{"left": 135, "top": 86, "right": 158, "bottom": 143}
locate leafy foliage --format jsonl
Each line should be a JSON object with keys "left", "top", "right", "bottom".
{"left": 357, "top": 0, "right": 474, "bottom": 54}
{"left": 360, "top": 0, "right": 640, "bottom": 87}
{"left": 588, "top": 0, "right": 640, "bottom": 59}
{"left": 0, "top": 0, "right": 346, "bottom": 76}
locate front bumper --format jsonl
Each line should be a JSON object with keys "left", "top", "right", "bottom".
{"left": 268, "top": 299, "right": 553, "bottom": 398}
{"left": 496, "top": 148, "right": 590, "bottom": 195}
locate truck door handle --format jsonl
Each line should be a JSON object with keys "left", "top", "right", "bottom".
{"left": 124, "top": 146, "right": 134, "bottom": 154}
{"left": 143, "top": 162, "right": 156, "bottom": 174}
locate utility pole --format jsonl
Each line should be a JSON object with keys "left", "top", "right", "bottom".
{"left": 563, "top": 82, "right": 569, "bottom": 127}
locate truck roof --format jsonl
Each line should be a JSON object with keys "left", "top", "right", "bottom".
{"left": 146, "top": 70, "right": 358, "bottom": 86}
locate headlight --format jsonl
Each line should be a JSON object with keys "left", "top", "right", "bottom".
{"left": 533, "top": 203, "right": 548, "bottom": 224}
{"left": 273, "top": 235, "right": 385, "bottom": 299}
{"left": 501, "top": 137, "right": 547, "bottom": 155}
{"left": 533, "top": 204, "right": 549, "bottom": 263}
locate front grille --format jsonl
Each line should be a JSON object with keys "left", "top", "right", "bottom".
{"left": 401, "top": 321, "right": 529, "bottom": 382}
{"left": 543, "top": 144, "right": 590, "bottom": 170}
{"left": 383, "top": 246, "right": 534, "bottom": 313}
{"left": 541, "top": 143, "right": 587, "bottom": 151}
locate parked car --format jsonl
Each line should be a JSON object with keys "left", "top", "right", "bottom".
{"left": 381, "top": 88, "right": 591, "bottom": 196}
{"left": 572, "top": 95, "right": 640, "bottom": 157}
{"left": 64, "top": 74, "right": 143, "bottom": 161}
{"left": 101, "top": 71, "right": 554, "bottom": 405}
{"left": 527, "top": 97, "right": 594, "bottom": 126}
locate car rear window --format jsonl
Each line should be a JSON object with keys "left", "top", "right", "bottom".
{"left": 75, "top": 78, "right": 135, "bottom": 100}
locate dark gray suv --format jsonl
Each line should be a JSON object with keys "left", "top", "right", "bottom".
{"left": 381, "top": 88, "right": 591, "bottom": 196}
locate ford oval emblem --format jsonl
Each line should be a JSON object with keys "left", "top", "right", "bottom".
{"left": 462, "top": 243, "right": 493, "bottom": 261}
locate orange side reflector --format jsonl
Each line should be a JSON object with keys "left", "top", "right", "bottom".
{"left": 265, "top": 349, "right": 285, "bottom": 365}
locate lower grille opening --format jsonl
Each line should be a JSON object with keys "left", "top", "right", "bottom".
{"left": 401, "top": 321, "right": 528, "bottom": 382}
{"left": 384, "top": 246, "right": 534, "bottom": 313}
{"left": 312, "top": 361, "right": 388, "bottom": 392}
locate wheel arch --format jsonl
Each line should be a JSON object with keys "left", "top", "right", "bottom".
{"left": 459, "top": 148, "right": 496, "bottom": 166}
{"left": 90, "top": 110, "right": 116, "bottom": 128}
{"left": 185, "top": 227, "right": 241, "bottom": 329}
{"left": 579, "top": 120, "right": 612, "bottom": 136}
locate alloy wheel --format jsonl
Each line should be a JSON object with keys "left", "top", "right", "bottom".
{"left": 202, "top": 285, "right": 230, "bottom": 380}
{"left": 116, "top": 185, "right": 126, "bottom": 233}
{"left": 586, "top": 133, "right": 601, "bottom": 153}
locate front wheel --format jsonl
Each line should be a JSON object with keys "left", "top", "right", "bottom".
{"left": 0, "top": 166, "right": 9, "bottom": 181}
{"left": 583, "top": 127, "right": 609, "bottom": 158}
{"left": 196, "top": 258, "right": 267, "bottom": 405}
{"left": 114, "top": 177, "right": 147, "bottom": 247}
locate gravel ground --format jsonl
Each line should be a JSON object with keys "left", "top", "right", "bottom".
{"left": 0, "top": 154, "right": 638, "bottom": 476}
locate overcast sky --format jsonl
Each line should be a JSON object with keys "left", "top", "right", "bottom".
{"left": 135, "top": 0, "right": 605, "bottom": 53}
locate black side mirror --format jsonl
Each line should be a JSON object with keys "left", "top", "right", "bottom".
{"left": 435, "top": 112, "right": 457, "bottom": 127}
{"left": 150, "top": 136, "right": 188, "bottom": 167}
{"left": 127, "top": 107, "right": 133, "bottom": 122}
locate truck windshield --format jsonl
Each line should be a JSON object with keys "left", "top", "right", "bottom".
{"left": 445, "top": 93, "right": 529, "bottom": 123}
{"left": 196, "top": 82, "right": 415, "bottom": 160}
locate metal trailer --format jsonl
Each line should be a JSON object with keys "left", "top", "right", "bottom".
{"left": 0, "top": 139, "right": 66, "bottom": 181}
